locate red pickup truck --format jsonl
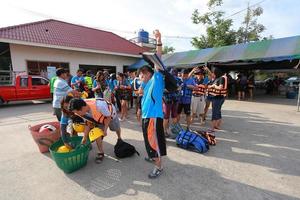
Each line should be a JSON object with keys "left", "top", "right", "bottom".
{"left": 0, "top": 75, "right": 51, "bottom": 105}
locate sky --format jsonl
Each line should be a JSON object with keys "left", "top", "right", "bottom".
{"left": 0, "top": 0, "right": 300, "bottom": 52}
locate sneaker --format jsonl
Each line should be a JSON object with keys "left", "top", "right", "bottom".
{"left": 148, "top": 167, "right": 163, "bottom": 179}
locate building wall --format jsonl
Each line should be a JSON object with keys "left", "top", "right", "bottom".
{"left": 9, "top": 44, "right": 139, "bottom": 75}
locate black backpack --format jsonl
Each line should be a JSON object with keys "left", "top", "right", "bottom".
{"left": 114, "top": 139, "right": 140, "bottom": 158}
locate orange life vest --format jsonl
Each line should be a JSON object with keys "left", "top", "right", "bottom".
{"left": 192, "top": 84, "right": 206, "bottom": 96}
{"left": 208, "top": 75, "right": 228, "bottom": 97}
{"left": 85, "top": 99, "right": 113, "bottom": 124}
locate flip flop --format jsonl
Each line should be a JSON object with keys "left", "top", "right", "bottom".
{"left": 95, "top": 153, "right": 104, "bottom": 164}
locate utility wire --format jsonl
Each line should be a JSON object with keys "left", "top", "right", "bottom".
{"left": 224, "top": 0, "right": 268, "bottom": 19}
{"left": 6, "top": 1, "right": 268, "bottom": 41}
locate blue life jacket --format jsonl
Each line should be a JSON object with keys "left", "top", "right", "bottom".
{"left": 176, "top": 130, "right": 209, "bottom": 153}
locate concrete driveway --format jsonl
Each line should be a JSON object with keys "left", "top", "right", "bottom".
{"left": 0, "top": 97, "right": 299, "bottom": 200}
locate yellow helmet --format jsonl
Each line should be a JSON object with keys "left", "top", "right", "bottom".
{"left": 81, "top": 91, "right": 89, "bottom": 99}
{"left": 72, "top": 123, "right": 85, "bottom": 133}
{"left": 57, "top": 145, "right": 72, "bottom": 153}
{"left": 89, "top": 127, "right": 104, "bottom": 142}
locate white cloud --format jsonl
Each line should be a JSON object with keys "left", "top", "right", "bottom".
{"left": 1, "top": 0, "right": 300, "bottom": 52}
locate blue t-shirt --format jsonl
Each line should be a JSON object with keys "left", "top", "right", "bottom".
{"left": 71, "top": 76, "right": 85, "bottom": 89}
{"left": 142, "top": 71, "right": 164, "bottom": 119}
{"left": 179, "top": 77, "right": 196, "bottom": 104}
{"left": 203, "top": 76, "right": 210, "bottom": 85}
{"left": 60, "top": 113, "right": 69, "bottom": 125}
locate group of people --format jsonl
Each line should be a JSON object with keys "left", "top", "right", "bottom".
{"left": 50, "top": 30, "right": 228, "bottom": 179}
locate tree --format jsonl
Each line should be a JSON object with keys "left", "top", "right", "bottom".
{"left": 191, "top": 0, "right": 236, "bottom": 49}
{"left": 162, "top": 46, "right": 175, "bottom": 54}
{"left": 236, "top": 4, "right": 266, "bottom": 43}
{"left": 191, "top": 0, "right": 267, "bottom": 48}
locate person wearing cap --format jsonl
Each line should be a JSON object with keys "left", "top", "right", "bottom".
{"left": 52, "top": 68, "right": 80, "bottom": 121}
{"left": 189, "top": 67, "right": 207, "bottom": 125}
{"left": 138, "top": 29, "right": 166, "bottom": 179}
{"left": 177, "top": 69, "right": 196, "bottom": 129}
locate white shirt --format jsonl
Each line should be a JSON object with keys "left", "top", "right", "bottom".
{"left": 52, "top": 77, "right": 72, "bottom": 108}
{"left": 95, "top": 100, "right": 117, "bottom": 119}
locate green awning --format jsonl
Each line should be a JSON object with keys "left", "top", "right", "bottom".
{"left": 162, "top": 35, "right": 300, "bottom": 67}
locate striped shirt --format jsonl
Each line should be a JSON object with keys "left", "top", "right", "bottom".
{"left": 52, "top": 78, "right": 73, "bottom": 108}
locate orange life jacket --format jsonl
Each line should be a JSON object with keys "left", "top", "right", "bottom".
{"left": 208, "top": 75, "right": 228, "bottom": 97}
{"left": 192, "top": 84, "right": 206, "bottom": 96}
{"left": 85, "top": 99, "right": 113, "bottom": 124}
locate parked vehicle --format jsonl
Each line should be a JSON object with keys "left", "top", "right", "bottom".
{"left": 0, "top": 74, "right": 51, "bottom": 105}
{"left": 285, "top": 77, "right": 300, "bottom": 90}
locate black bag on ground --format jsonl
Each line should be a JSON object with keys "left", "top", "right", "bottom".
{"left": 114, "top": 139, "right": 140, "bottom": 158}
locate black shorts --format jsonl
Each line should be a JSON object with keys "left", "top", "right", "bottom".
{"left": 177, "top": 103, "right": 191, "bottom": 115}
{"left": 142, "top": 118, "right": 167, "bottom": 158}
{"left": 120, "top": 94, "right": 131, "bottom": 101}
{"left": 237, "top": 84, "right": 247, "bottom": 92}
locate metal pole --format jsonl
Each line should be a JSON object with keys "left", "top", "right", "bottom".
{"left": 297, "top": 83, "right": 300, "bottom": 112}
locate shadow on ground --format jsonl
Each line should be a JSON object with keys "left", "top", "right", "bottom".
{"left": 65, "top": 139, "right": 299, "bottom": 200}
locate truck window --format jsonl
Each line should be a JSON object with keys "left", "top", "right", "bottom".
{"left": 20, "top": 78, "right": 28, "bottom": 87}
{"left": 32, "top": 78, "right": 48, "bottom": 86}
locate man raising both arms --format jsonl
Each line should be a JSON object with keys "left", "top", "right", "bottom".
{"left": 139, "top": 30, "right": 166, "bottom": 179}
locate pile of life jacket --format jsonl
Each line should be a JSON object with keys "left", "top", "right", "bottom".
{"left": 176, "top": 130, "right": 209, "bottom": 153}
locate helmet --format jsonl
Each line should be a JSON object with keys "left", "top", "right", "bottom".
{"left": 89, "top": 127, "right": 104, "bottom": 142}
{"left": 39, "top": 124, "right": 56, "bottom": 133}
{"left": 57, "top": 145, "right": 72, "bottom": 153}
{"left": 72, "top": 123, "right": 85, "bottom": 133}
{"left": 81, "top": 91, "right": 89, "bottom": 99}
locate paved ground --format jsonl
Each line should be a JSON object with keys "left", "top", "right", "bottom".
{"left": 0, "top": 97, "right": 299, "bottom": 200}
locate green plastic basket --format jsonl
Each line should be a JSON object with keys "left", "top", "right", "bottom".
{"left": 49, "top": 136, "right": 90, "bottom": 173}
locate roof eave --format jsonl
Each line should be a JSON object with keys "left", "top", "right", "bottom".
{"left": 0, "top": 38, "right": 142, "bottom": 58}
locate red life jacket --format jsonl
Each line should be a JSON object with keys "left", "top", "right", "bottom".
{"left": 85, "top": 99, "right": 113, "bottom": 124}
{"left": 208, "top": 75, "right": 228, "bottom": 97}
{"left": 193, "top": 84, "right": 206, "bottom": 96}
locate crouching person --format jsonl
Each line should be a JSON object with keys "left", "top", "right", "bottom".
{"left": 69, "top": 98, "right": 122, "bottom": 163}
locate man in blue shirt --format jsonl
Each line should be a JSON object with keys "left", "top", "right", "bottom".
{"left": 139, "top": 30, "right": 165, "bottom": 179}
{"left": 71, "top": 69, "right": 85, "bottom": 91}
{"left": 177, "top": 69, "right": 196, "bottom": 129}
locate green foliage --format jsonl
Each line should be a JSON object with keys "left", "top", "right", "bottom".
{"left": 162, "top": 46, "right": 175, "bottom": 54}
{"left": 191, "top": 0, "right": 267, "bottom": 49}
{"left": 236, "top": 6, "right": 266, "bottom": 43}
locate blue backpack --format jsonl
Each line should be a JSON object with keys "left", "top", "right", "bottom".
{"left": 176, "top": 130, "right": 209, "bottom": 153}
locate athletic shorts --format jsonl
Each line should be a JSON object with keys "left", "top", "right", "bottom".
{"left": 177, "top": 103, "right": 191, "bottom": 115}
{"left": 191, "top": 95, "right": 205, "bottom": 116}
{"left": 163, "top": 101, "right": 178, "bottom": 119}
{"left": 142, "top": 118, "right": 167, "bottom": 158}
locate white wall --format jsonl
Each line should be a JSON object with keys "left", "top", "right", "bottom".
{"left": 9, "top": 44, "right": 139, "bottom": 75}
